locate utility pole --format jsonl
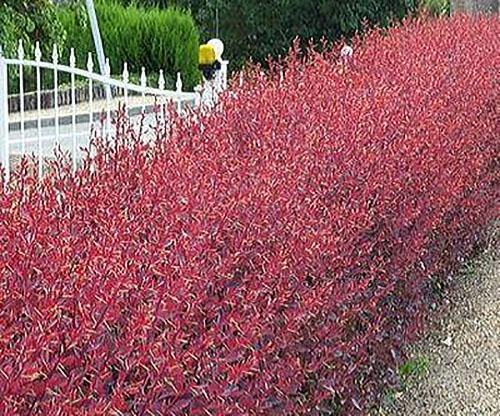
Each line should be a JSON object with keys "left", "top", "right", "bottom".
{"left": 85, "top": 0, "right": 107, "bottom": 76}
{"left": 85, "top": 0, "right": 112, "bottom": 101}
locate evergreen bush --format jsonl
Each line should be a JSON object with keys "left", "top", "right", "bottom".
{"left": 57, "top": 0, "right": 200, "bottom": 90}
{"left": 119, "top": 0, "right": 418, "bottom": 68}
{"left": 0, "top": 0, "right": 66, "bottom": 92}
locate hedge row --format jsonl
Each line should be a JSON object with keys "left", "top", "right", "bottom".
{"left": 121, "top": 0, "right": 422, "bottom": 68}
{"left": 56, "top": 0, "right": 200, "bottom": 90}
{"left": 0, "top": 14, "right": 498, "bottom": 415}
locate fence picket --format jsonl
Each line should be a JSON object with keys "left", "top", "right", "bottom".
{"left": 70, "top": 48, "right": 77, "bottom": 173}
{"left": 87, "top": 53, "right": 94, "bottom": 135}
{"left": 176, "top": 72, "right": 183, "bottom": 113}
{"left": 87, "top": 53, "right": 96, "bottom": 169}
{"left": 140, "top": 67, "right": 147, "bottom": 114}
{"left": 158, "top": 69, "right": 166, "bottom": 124}
{"left": 220, "top": 60, "right": 229, "bottom": 91}
{"left": 122, "top": 62, "right": 129, "bottom": 114}
{"left": 35, "top": 42, "right": 42, "bottom": 179}
{"left": 105, "top": 57, "right": 111, "bottom": 139}
{"left": 18, "top": 40, "right": 25, "bottom": 154}
{"left": 0, "top": 46, "right": 9, "bottom": 183}
{"left": 52, "top": 44, "right": 60, "bottom": 147}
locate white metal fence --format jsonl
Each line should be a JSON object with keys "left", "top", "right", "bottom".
{"left": 0, "top": 40, "right": 228, "bottom": 183}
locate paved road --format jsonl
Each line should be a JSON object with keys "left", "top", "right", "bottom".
{"left": 7, "top": 96, "right": 194, "bottom": 160}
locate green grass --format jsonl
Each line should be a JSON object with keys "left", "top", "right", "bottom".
{"left": 399, "top": 356, "right": 429, "bottom": 381}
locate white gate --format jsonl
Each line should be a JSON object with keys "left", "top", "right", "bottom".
{"left": 0, "top": 40, "right": 228, "bottom": 183}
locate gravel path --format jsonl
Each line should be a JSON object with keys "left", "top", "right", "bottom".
{"left": 373, "top": 228, "right": 499, "bottom": 416}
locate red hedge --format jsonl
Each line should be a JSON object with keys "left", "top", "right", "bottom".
{"left": 0, "top": 14, "right": 498, "bottom": 415}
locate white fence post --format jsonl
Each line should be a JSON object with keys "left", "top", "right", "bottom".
{"left": 85, "top": 0, "right": 107, "bottom": 77}
{"left": 220, "top": 60, "right": 229, "bottom": 91}
{"left": 0, "top": 46, "right": 9, "bottom": 184}
{"left": 176, "top": 72, "right": 183, "bottom": 113}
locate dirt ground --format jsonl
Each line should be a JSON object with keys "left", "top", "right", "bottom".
{"left": 372, "top": 228, "right": 499, "bottom": 416}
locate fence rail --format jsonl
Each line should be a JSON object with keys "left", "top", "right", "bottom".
{"left": 0, "top": 40, "right": 228, "bottom": 183}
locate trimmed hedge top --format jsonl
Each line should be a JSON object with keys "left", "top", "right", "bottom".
{"left": 57, "top": 0, "right": 200, "bottom": 90}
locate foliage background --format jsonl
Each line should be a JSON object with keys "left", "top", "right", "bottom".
{"left": 57, "top": 0, "right": 200, "bottom": 89}
{"left": 0, "top": 0, "right": 66, "bottom": 58}
{"left": 1, "top": 1, "right": 451, "bottom": 91}
{"left": 118, "top": 0, "right": 431, "bottom": 67}
{"left": 0, "top": 0, "right": 67, "bottom": 91}
{"left": 1, "top": 0, "right": 200, "bottom": 91}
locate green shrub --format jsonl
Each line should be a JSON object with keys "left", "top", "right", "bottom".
{"left": 0, "top": 0, "right": 66, "bottom": 58}
{"left": 0, "top": 0, "right": 66, "bottom": 92}
{"left": 56, "top": 3, "right": 94, "bottom": 66}
{"left": 206, "top": 1, "right": 414, "bottom": 67}
{"left": 57, "top": 0, "right": 200, "bottom": 90}
{"left": 118, "top": 1, "right": 417, "bottom": 68}
{"left": 419, "top": 0, "right": 451, "bottom": 16}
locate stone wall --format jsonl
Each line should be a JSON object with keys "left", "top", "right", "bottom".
{"left": 451, "top": 0, "right": 499, "bottom": 13}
